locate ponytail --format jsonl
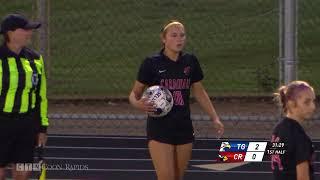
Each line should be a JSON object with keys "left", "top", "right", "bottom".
{"left": 274, "top": 81, "right": 314, "bottom": 114}
{"left": 274, "top": 86, "right": 287, "bottom": 113}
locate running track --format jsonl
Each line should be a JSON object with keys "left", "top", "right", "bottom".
{"left": 8, "top": 135, "right": 320, "bottom": 179}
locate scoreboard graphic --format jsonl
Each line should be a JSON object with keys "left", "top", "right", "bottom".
{"left": 217, "top": 141, "right": 285, "bottom": 163}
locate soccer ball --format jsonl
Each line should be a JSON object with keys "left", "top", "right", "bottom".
{"left": 143, "top": 85, "right": 173, "bottom": 117}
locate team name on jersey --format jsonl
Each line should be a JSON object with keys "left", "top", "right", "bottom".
{"left": 160, "top": 78, "right": 190, "bottom": 90}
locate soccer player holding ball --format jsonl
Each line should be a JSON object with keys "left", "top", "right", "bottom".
{"left": 271, "top": 81, "right": 316, "bottom": 180}
{"left": 129, "top": 20, "right": 224, "bottom": 180}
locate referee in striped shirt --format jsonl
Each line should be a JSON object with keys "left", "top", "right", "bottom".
{"left": 0, "top": 13, "right": 49, "bottom": 180}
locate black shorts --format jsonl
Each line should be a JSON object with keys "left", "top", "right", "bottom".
{"left": 0, "top": 112, "right": 36, "bottom": 167}
{"left": 147, "top": 118, "right": 194, "bottom": 145}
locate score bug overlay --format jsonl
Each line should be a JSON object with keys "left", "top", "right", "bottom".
{"left": 266, "top": 142, "right": 286, "bottom": 155}
{"left": 217, "top": 141, "right": 268, "bottom": 162}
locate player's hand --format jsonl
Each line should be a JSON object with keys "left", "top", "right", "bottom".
{"left": 37, "top": 133, "right": 47, "bottom": 147}
{"left": 212, "top": 117, "right": 224, "bottom": 138}
{"left": 137, "top": 97, "right": 156, "bottom": 114}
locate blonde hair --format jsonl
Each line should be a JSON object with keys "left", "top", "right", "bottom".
{"left": 160, "top": 20, "right": 184, "bottom": 37}
{"left": 274, "top": 80, "right": 314, "bottom": 113}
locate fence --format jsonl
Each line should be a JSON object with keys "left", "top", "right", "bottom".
{"left": 0, "top": 0, "right": 319, "bottom": 138}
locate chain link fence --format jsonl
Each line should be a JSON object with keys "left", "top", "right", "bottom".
{"left": 299, "top": 0, "right": 320, "bottom": 90}
{"left": 1, "top": 0, "right": 319, "bottom": 138}
{"left": 48, "top": 0, "right": 279, "bottom": 97}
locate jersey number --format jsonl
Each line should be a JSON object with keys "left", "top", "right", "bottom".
{"left": 173, "top": 91, "right": 184, "bottom": 106}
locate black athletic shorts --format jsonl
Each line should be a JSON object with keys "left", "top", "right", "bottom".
{"left": 0, "top": 112, "right": 36, "bottom": 167}
{"left": 146, "top": 118, "right": 194, "bottom": 145}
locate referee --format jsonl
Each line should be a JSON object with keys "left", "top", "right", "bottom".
{"left": 0, "top": 13, "right": 49, "bottom": 180}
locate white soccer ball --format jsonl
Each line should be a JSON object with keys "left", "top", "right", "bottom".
{"left": 143, "top": 85, "right": 173, "bottom": 117}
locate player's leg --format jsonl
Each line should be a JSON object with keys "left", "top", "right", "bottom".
{"left": 148, "top": 140, "right": 176, "bottom": 180}
{"left": 0, "top": 168, "right": 5, "bottom": 180}
{"left": 11, "top": 165, "right": 30, "bottom": 180}
{"left": 174, "top": 143, "right": 193, "bottom": 180}
{"left": 0, "top": 144, "right": 9, "bottom": 180}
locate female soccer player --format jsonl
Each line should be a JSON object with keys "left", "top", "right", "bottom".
{"left": 271, "top": 81, "right": 316, "bottom": 180}
{"left": 0, "top": 13, "right": 49, "bottom": 180}
{"left": 129, "top": 20, "right": 224, "bottom": 180}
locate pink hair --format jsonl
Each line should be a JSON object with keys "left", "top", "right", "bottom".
{"left": 274, "top": 81, "right": 314, "bottom": 113}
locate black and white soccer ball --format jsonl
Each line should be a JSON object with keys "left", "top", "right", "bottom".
{"left": 143, "top": 85, "right": 173, "bottom": 117}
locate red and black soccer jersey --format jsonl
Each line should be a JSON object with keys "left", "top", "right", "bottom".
{"left": 271, "top": 117, "right": 315, "bottom": 180}
{"left": 137, "top": 49, "right": 203, "bottom": 144}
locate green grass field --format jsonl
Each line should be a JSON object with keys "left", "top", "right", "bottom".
{"left": 1, "top": 0, "right": 319, "bottom": 97}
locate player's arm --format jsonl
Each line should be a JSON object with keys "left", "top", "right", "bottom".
{"left": 296, "top": 161, "right": 310, "bottom": 180}
{"left": 36, "top": 55, "right": 49, "bottom": 146}
{"left": 192, "top": 81, "right": 224, "bottom": 136}
{"left": 129, "top": 81, "right": 155, "bottom": 112}
{"left": 294, "top": 130, "right": 312, "bottom": 180}
{"left": 191, "top": 81, "right": 218, "bottom": 120}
